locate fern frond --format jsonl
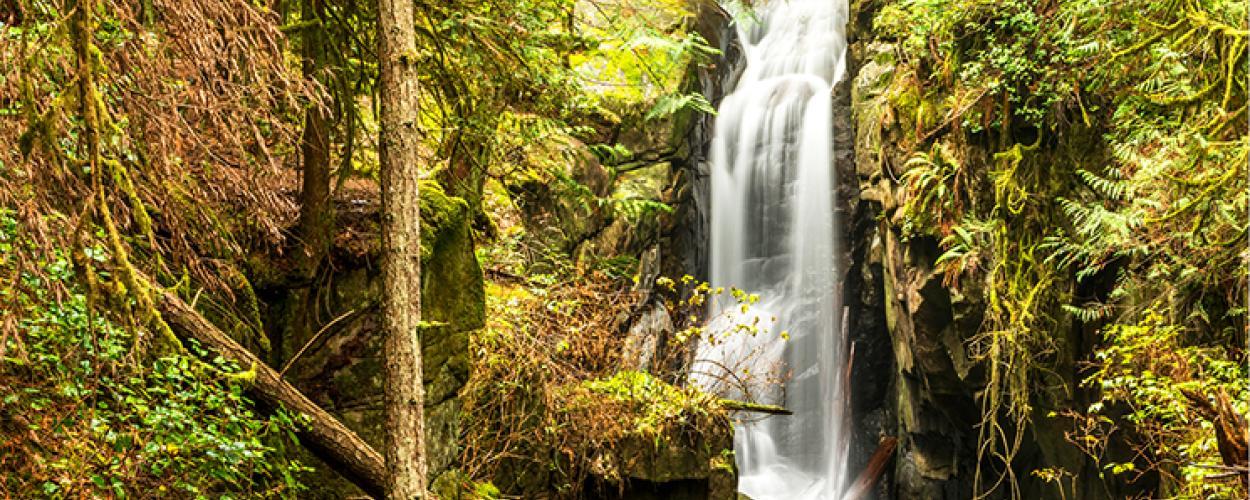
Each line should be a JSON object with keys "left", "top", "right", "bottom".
{"left": 645, "top": 92, "right": 715, "bottom": 121}
{"left": 1077, "top": 169, "right": 1133, "bottom": 201}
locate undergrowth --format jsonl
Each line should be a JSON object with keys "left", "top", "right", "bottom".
{"left": 0, "top": 210, "right": 309, "bottom": 498}
{"left": 455, "top": 275, "right": 733, "bottom": 498}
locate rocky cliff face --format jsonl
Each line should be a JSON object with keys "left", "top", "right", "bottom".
{"left": 662, "top": 2, "right": 742, "bottom": 285}
{"left": 842, "top": 2, "right": 1110, "bottom": 499}
{"left": 845, "top": 21, "right": 983, "bottom": 498}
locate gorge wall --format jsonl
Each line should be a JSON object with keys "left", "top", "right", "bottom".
{"left": 252, "top": 2, "right": 1173, "bottom": 498}
{"left": 842, "top": 2, "right": 1086, "bottom": 497}
{"left": 842, "top": 1, "right": 1130, "bottom": 498}
{"left": 667, "top": 1, "right": 1144, "bottom": 498}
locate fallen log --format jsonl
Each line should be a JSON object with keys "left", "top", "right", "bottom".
{"left": 155, "top": 284, "right": 386, "bottom": 498}
{"left": 842, "top": 436, "right": 898, "bottom": 500}
{"left": 719, "top": 399, "right": 794, "bottom": 415}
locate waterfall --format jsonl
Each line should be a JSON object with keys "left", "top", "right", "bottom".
{"left": 692, "top": 0, "right": 849, "bottom": 498}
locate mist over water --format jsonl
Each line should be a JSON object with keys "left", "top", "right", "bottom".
{"left": 692, "top": 0, "right": 849, "bottom": 498}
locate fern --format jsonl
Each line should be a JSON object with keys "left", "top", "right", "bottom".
{"left": 644, "top": 92, "right": 715, "bottom": 121}
{"left": 1076, "top": 169, "right": 1133, "bottom": 201}
{"left": 900, "top": 143, "right": 967, "bottom": 236}
{"left": 1062, "top": 302, "right": 1116, "bottom": 323}
{"left": 603, "top": 197, "right": 673, "bottom": 223}
{"left": 588, "top": 143, "right": 634, "bottom": 165}
{"left": 625, "top": 30, "right": 719, "bottom": 63}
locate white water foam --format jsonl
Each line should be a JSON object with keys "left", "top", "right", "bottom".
{"left": 691, "top": 1, "right": 849, "bottom": 498}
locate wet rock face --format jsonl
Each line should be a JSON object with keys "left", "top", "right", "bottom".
{"left": 662, "top": 2, "right": 744, "bottom": 284}
{"left": 589, "top": 424, "right": 737, "bottom": 500}
{"left": 833, "top": 14, "right": 903, "bottom": 499}
{"left": 623, "top": 302, "right": 673, "bottom": 373}
{"left": 877, "top": 232, "right": 982, "bottom": 499}
{"left": 842, "top": 4, "right": 1111, "bottom": 499}
{"left": 844, "top": 17, "right": 986, "bottom": 498}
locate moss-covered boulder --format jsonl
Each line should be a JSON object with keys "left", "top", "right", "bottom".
{"left": 262, "top": 181, "right": 485, "bottom": 498}
{"left": 569, "top": 371, "right": 736, "bottom": 499}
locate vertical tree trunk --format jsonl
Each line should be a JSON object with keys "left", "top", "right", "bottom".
{"left": 70, "top": 0, "right": 98, "bottom": 182}
{"left": 377, "top": 0, "right": 426, "bottom": 496}
{"left": 297, "top": 0, "right": 333, "bottom": 281}
{"left": 287, "top": 0, "right": 334, "bottom": 368}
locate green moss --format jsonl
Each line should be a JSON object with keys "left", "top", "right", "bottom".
{"left": 572, "top": 370, "right": 718, "bottom": 441}
{"left": 431, "top": 469, "right": 501, "bottom": 499}
{"left": 418, "top": 181, "right": 485, "bottom": 384}
{"left": 418, "top": 180, "right": 469, "bottom": 263}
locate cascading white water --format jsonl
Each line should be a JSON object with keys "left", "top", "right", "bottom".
{"left": 692, "top": 1, "right": 849, "bottom": 498}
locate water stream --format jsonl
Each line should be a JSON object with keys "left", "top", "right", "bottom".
{"left": 692, "top": 1, "right": 849, "bottom": 498}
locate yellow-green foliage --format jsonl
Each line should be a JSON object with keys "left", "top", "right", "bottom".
{"left": 879, "top": 0, "right": 1247, "bottom": 497}
{"left": 573, "top": 0, "right": 718, "bottom": 115}
{"left": 571, "top": 370, "right": 719, "bottom": 442}
{"left": 1072, "top": 310, "right": 1248, "bottom": 499}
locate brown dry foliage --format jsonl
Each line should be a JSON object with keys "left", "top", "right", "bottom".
{"left": 0, "top": 0, "right": 313, "bottom": 322}
{"left": 457, "top": 273, "right": 730, "bottom": 497}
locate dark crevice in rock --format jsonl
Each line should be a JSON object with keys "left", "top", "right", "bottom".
{"left": 661, "top": 4, "right": 743, "bottom": 285}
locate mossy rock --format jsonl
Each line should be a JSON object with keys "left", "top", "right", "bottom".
{"left": 266, "top": 181, "right": 485, "bottom": 497}
{"left": 419, "top": 181, "right": 485, "bottom": 399}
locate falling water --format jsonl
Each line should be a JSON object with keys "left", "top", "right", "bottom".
{"left": 692, "top": 0, "right": 849, "bottom": 498}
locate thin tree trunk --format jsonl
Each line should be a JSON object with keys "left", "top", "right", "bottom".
{"left": 153, "top": 284, "right": 387, "bottom": 498}
{"left": 288, "top": 0, "right": 334, "bottom": 372}
{"left": 297, "top": 0, "right": 333, "bottom": 281}
{"left": 378, "top": 0, "right": 426, "bottom": 495}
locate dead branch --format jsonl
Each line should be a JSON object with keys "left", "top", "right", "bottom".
{"left": 842, "top": 436, "right": 899, "bottom": 500}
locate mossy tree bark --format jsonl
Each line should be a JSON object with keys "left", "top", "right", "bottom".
{"left": 378, "top": 0, "right": 426, "bottom": 495}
